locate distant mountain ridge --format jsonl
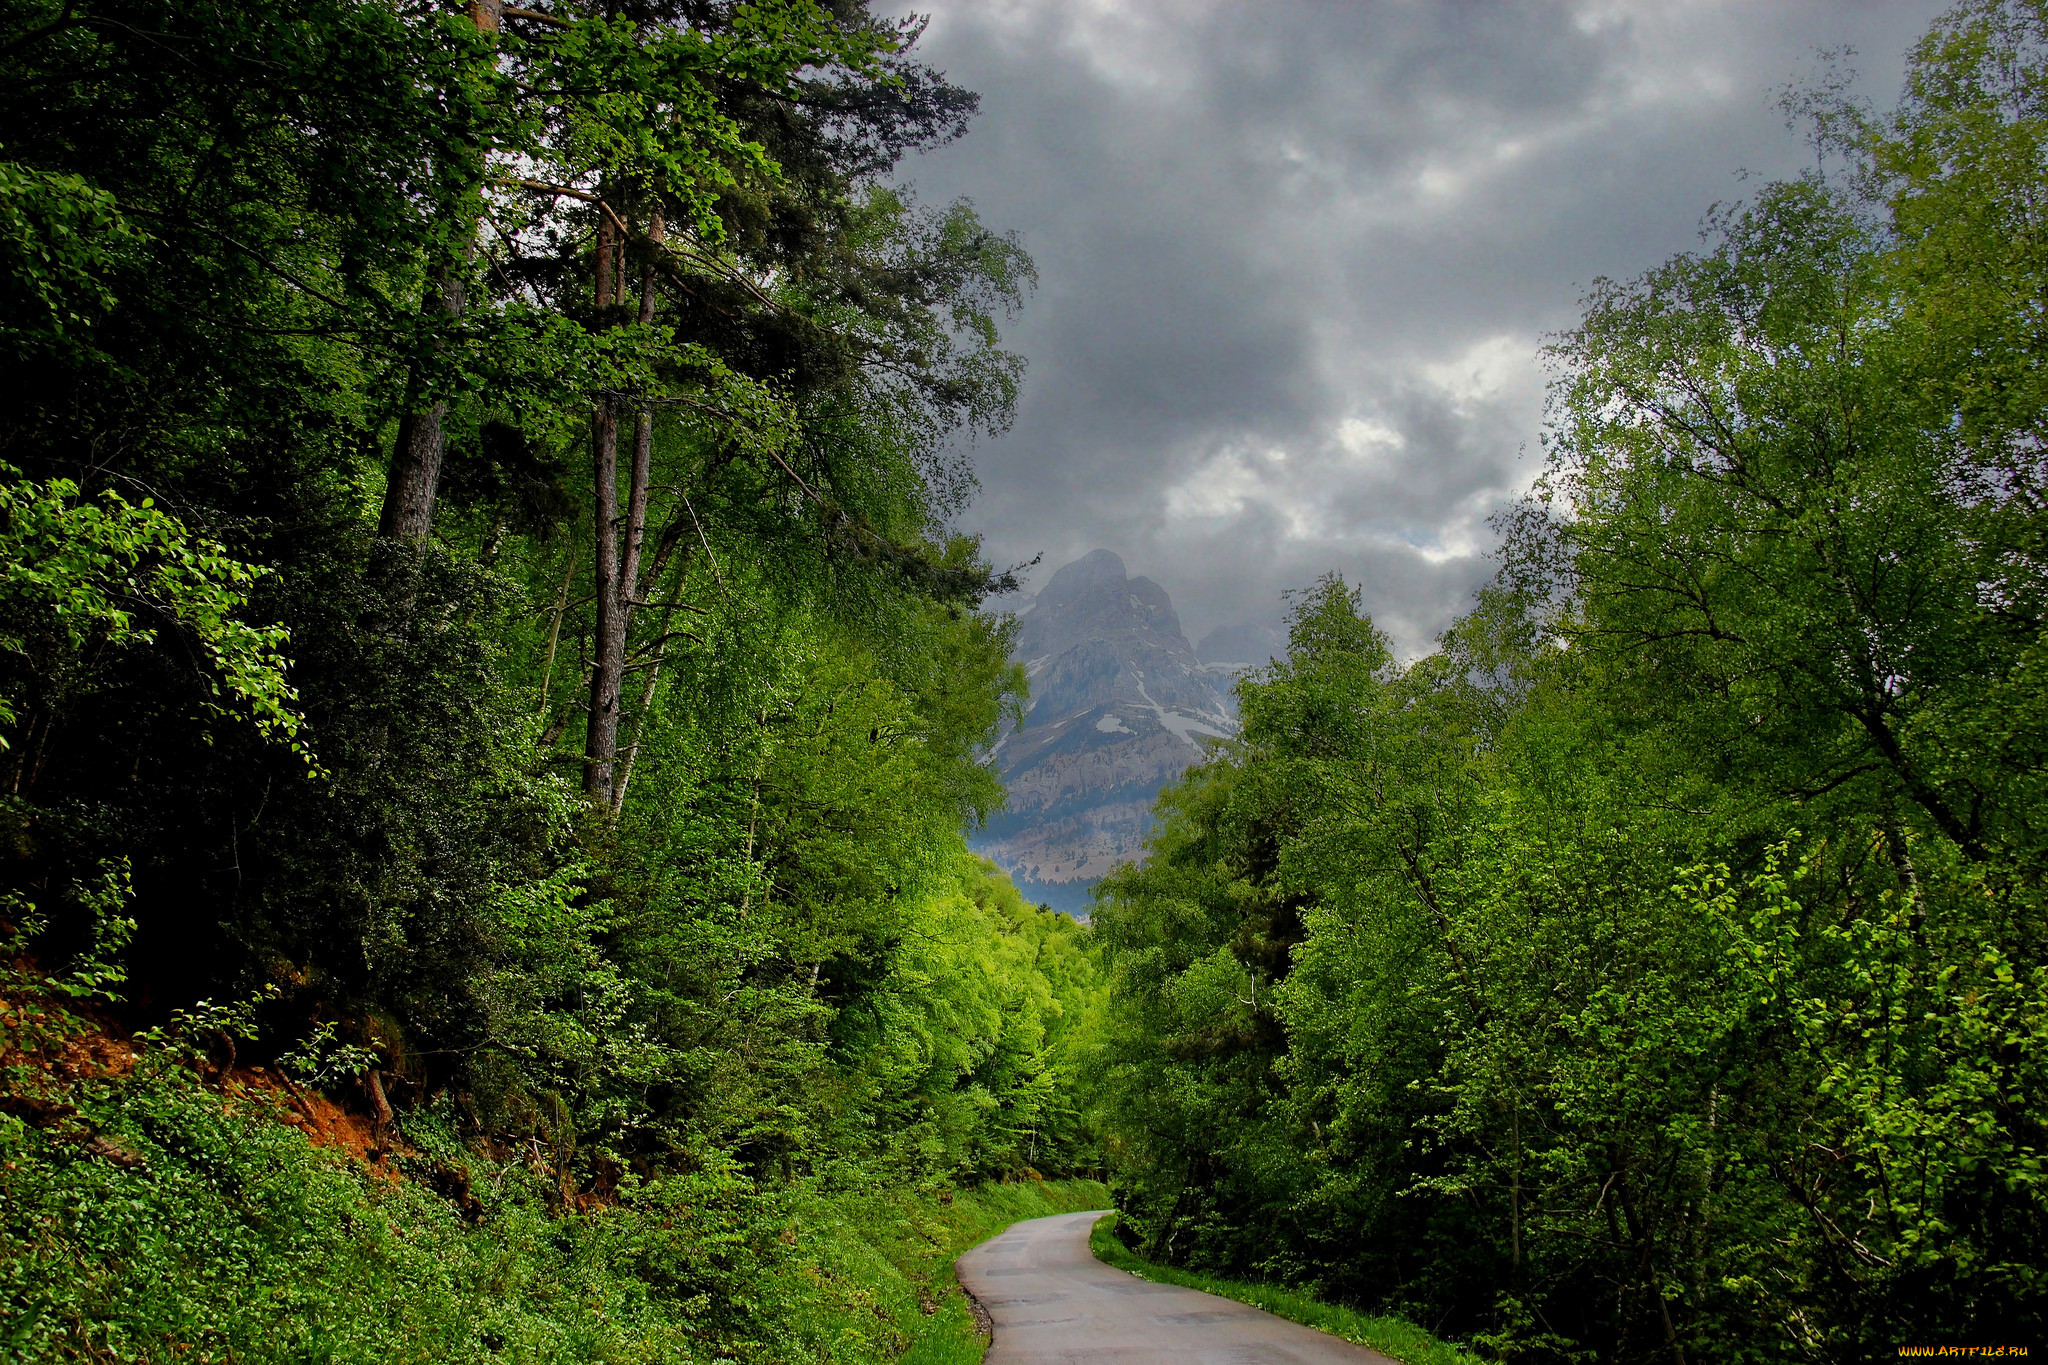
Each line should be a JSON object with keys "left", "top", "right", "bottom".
{"left": 974, "top": 550, "right": 1272, "bottom": 916}
{"left": 1195, "top": 620, "right": 1287, "bottom": 673}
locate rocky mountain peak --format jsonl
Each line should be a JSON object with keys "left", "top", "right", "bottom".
{"left": 1020, "top": 549, "right": 1173, "bottom": 641}
{"left": 974, "top": 550, "right": 1240, "bottom": 916}
{"left": 1040, "top": 546, "right": 1126, "bottom": 597}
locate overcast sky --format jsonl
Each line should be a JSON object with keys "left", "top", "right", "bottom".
{"left": 883, "top": 0, "right": 1947, "bottom": 654}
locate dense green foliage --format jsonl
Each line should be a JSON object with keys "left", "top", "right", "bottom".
{"left": 1090, "top": 4, "right": 2048, "bottom": 1359}
{"left": 0, "top": 983, "right": 1108, "bottom": 1361}
{"left": 15, "top": 0, "right": 2048, "bottom": 1360}
{"left": 0, "top": 0, "right": 1103, "bottom": 1358}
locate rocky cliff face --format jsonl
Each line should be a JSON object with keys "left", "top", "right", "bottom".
{"left": 973, "top": 550, "right": 1241, "bottom": 916}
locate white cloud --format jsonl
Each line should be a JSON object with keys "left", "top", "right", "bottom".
{"left": 1336, "top": 417, "right": 1406, "bottom": 459}
{"left": 1420, "top": 334, "right": 1539, "bottom": 409}
{"left": 1163, "top": 441, "right": 1318, "bottom": 538}
{"left": 889, "top": 0, "right": 1944, "bottom": 651}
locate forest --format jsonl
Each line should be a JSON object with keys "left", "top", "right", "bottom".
{"left": 1, "top": 0, "right": 2045, "bottom": 1362}
{"left": 1091, "top": 2, "right": 2048, "bottom": 1358}
{"left": 0, "top": 0, "right": 1109, "bottom": 1360}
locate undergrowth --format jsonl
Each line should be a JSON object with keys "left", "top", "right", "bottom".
{"left": 0, "top": 980, "right": 1105, "bottom": 1363}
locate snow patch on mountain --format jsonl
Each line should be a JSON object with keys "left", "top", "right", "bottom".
{"left": 973, "top": 550, "right": 1272, "bottom": 917}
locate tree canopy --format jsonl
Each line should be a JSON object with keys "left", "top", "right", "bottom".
{"left": 1089, "top": 3, "right": 2048, "bottom": 1357}
{"left": 0, "top": 3, "right": 1099, "bottom": 1358}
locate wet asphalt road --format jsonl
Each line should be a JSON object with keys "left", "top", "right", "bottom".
{"left": 954, "top": 1211, "right": 1397, "bottom": 1365}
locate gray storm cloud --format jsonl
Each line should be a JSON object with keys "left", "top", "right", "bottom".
{"left": 884, "top": 0, "right": 1945, "bottom": 653}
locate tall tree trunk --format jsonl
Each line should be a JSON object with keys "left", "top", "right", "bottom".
{"left": 620, "top": 212, "right": 665, "bottom": 620}
{"left": 587, "top": 206, "right": 668, "bottom": 807}
{"left": 611, "top": 582, "right": 683, "bottom": 815}
{"left": 601, "top": 213, "right": 670, "bottom": 813}
{"left": 584, "top": 204, "right": 624, "bottom": 804}
{"left": 379, "top": 271, "right": 464, "bottom": 540}
{"left": 377, "top": 0, "right": 503, "bottom": 541}
{"left": 536, "top": 548, "right": 577, "bottom": 719}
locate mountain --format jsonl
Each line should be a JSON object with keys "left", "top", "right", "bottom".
{"left": 1195, "top": 621, "right": 1287, "bottom": 675}
{"left": 973, "top": 550, "right": 1243, "bottom": 916}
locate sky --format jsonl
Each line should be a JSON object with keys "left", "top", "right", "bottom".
{"left": 878, "top": 0, "right": 1949, "bottom": 655}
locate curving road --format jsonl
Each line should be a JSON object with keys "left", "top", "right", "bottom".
{"left": 956, "top": 1211, "right": 1397, "bottom": 1364}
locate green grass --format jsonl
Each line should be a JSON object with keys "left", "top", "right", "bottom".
{"left": 894, "top": 1181, "right": 1110, "bottom": 1365}
{"left": 1087, "top": 1212, "right": 1479, "bottom": 1365}
{"left": 788, "top": 1177, "right": 1111, "bottom": 1365}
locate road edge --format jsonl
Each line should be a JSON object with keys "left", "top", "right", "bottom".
{"left": 1086, "top": 1212, "right": 1479, "bottom": 1365}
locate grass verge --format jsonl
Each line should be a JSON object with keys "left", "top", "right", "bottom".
{"left": 1087, "top": 1212, "right": 1478, "bottom": 1365}
{"left": 797, "top": 1177, "right": 1111, "bottom": 1365}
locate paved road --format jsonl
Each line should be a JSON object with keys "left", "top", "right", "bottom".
{"left": 955, "top": 1211, "right": 1398, "bottom": 1364}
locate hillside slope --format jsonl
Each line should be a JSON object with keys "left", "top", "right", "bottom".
{"left": 0, "top": 970, "right": 1109, "bottom": 1363}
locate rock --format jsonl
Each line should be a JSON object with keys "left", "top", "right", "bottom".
{"left": 975, "top": 551, "right": 1243, "bottom": 916}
